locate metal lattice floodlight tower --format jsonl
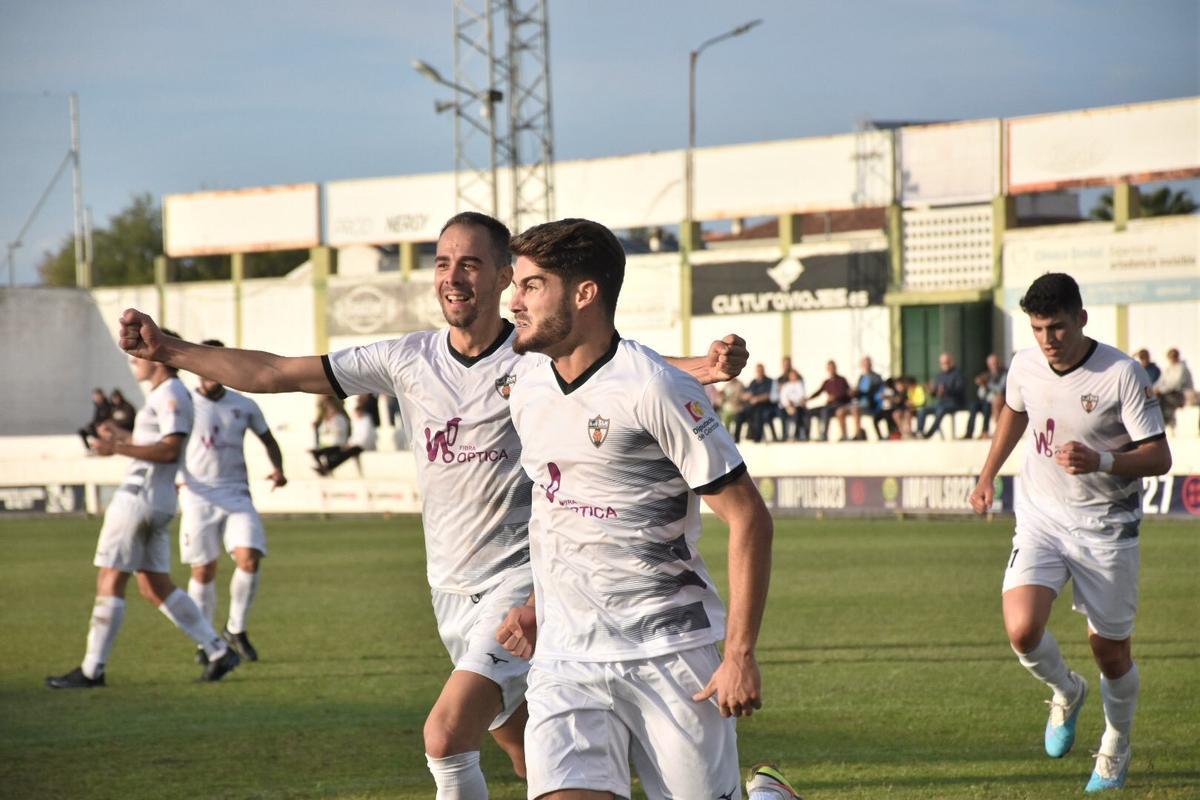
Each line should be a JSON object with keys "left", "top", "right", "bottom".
{"left": 418, "top": 1, "right": 553, "bottom": 233}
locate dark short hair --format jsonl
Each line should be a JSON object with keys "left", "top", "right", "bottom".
{"left": 440, "top": 212, "right": 512, "bottom": 267}
{"left": 1020, "top": 273, "right": 1083, "bottom": 317}
{"left": 509, "top": 218, "right": 625, "bottom": 322}
{"left": 202, "top": 339, "right": 224, "bottom": 348}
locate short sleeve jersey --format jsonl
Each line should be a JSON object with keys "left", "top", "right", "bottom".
{"left": 323, "top": 322, "right": 531, "bottom": 594}
{"left": 1006, "top": 341, "right": 1165, "bottom": 545}
{"left": 509, "top": 335, "right": 746, "bottom": 663}
{"left": 124, "top": 376, "right": 193, "bottom": 514}
{"left": 182, "top": 388, "right": 269, "bottom": 499}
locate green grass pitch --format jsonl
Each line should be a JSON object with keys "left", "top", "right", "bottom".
{"left": 1, "top": 515, "right": 1196, "bottom": 799}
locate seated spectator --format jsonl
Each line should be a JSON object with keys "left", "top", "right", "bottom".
{"left": 316, "top": 396, "right": 378, "bottom": 475}
{"left": 873, "top": 377, "right": 905, "bottom": 440}
{"left": 898, "top": 375, "right": 925, "bottom": 438}
{"left": 777, "top": 369, "right": 808, "bottom": 441}
{"left": 918, "top": 353, "right": 966, "bottom": 438}
{"left": 1134, "top": 348, "right": 1161, "bottom": 384}
{"left": 718, "top": 378, "right": 745, "bottom": 434}
{"left": 737, "top": 364, "right": 778, "bottom": 443}
{"left": 849, "top": 356, "right": 884, "bottom": 441}
{"left": 310, "top": 396, "right": 350, "bottom": 476}
{"left": 108, "top": 389, "right": 136, "bottom": 433}
{"left": 808, "top": 360, "right": 852, "bottom": 441}
{"left": 964, "top": 353, "right": 1007, "bottom": 439}
{"left": 78, "top": 388, "right": 112, "bottom": 452}
{"left": 1155, "top": 347, "right": 1193, "bottom": 429}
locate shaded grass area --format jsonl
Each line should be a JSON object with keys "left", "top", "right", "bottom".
{"left": 0, "top": 515, "right": 1196, "bottom": 799}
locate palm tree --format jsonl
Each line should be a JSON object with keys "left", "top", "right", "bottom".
{"left": 1089, "top": 187, "right": 1197, "bottom": 220}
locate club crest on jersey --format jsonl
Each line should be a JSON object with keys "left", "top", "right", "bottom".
{"left": 494, "top": 374, "right": 517, "bottom": 400}
{"left": 587, "top": 416, "right": 610, "bottom": 448}
{"left": 1080, "top": 393, "right": 1099, "bottom": 413}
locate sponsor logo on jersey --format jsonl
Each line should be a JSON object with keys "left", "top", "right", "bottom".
{"left": 685, "top": 397, "right": 721, "bottom": 441}
{"left": 684, "top": 399, "right": 706, "bottom": 422}
{"left": 588, "top": 416, "right": 610, "bottom": 448}
{"left": 538, "top": 462, "right": 617, "bottom": 518}
{"left": 1034, "top": 418, "right": 1056, "bottom": 457}
{"left": 495, "top": 374, "right": 517, "bottom": 399}
{"left": 424, "top": 416, "right": 509, "bottom": 465}
{"left": 1081, "top": 393, "right": 1099, "bottom": 413}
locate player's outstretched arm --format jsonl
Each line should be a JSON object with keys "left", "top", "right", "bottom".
{"left": 665, "top": 334, "right": 749, "bottom": 385}
{"left": 969, "top": 404, "right": 1028, "bottom": 514}
{"left": 118, "top": 308, "right": 333, "bottom": 394}
{"left": 693, "top": 472, "right": 773, "bottom": 718}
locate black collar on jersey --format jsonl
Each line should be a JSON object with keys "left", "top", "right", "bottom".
{"left": 1050, "top": 338, "right": 1098, "bottom": 377}
{"left": 447, "top": 319, "right": 515, "bottom": 368}
{"left": 552, "top": 331, "right": 621, "bottom": 395}
{"left": 198, "top": 385, "right": 226, "bottom": 402}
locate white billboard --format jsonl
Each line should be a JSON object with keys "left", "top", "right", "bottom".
{"left": 1008, "top": 97, "right": 1200, "bottom": 193}
{"left": 163, "top": 183, "right": 319, "bottom": 257}
{"left": 325, "top": 171, "right": 459, "bottom": 246}
{"left": 897, "top": 119, "right": 1000, "bottom": 206}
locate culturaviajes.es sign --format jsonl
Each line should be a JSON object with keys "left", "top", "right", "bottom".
{"left": 691, "top": 251, "right": 888, "bottom": 316}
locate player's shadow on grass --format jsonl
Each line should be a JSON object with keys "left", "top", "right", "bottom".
{"left": 799, "top": 769, "right": 1200, "bottom": 792}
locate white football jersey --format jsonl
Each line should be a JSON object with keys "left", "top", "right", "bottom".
{"left": 324, "top": 322, "right": 531, "bottom": 594}
{"left": 510, "top": 336, "right": 745, "bottom": 663}
{"left": 1007, "top": 340, "right": 1165, "bottom": 545}
{"left": 182, "top": 387, "right": 269, "bottom": 499}
{"left": 122, "top": 376, "right": 193, "bottom": 514}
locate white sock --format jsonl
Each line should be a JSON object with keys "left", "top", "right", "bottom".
{"left": 226, "top": 568, "right": 259, "bottom": 635}
{"left": 188, "top": 577, "right": 217, "bottom": 627}
{"left": 158, "top": 588, "right": 226, "bottom": 658}
{"left": 82, "top": 596, "right": 125, "bottom": 679}
{"left": 1100, "top": 663, "right": 1139, "bottom": 754}
{"left": 1014, "top": 630, "right": 1077, "bottom": 701}
{"left": 426, "top": 751, "right": 487, "bottom": 800}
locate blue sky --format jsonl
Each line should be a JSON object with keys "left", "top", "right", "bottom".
{"left": 2, "top": 0, "right": 1197, "bottom": 285}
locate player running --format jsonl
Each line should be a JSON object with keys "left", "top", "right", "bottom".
{"left": 181, "top": 339, "right": 287, "bottom": 665}
{"left": 115, "top": 211, "right": 747, "bottom": 797}
{"left": 494, "top": 218, "right": 788, "bottom": 799}
{"left": 46, "top": 344, "right": 241, "bottom": 689}
{"left": 969, "top": 272, "right": 1171, "bottom": 792}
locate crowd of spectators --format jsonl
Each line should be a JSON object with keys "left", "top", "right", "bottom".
{"left": 710, "top": 344, "right": 1196, "bottom": 443}
{"left": 77, "top": 388, "right": 137, "bottom": 453}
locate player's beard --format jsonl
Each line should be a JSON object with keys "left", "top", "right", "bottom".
{"left": 513, "top": 296, "right": 573, "bottom": 355}
{"left": 440, "top": 292, "right": 480, "bottom": 329}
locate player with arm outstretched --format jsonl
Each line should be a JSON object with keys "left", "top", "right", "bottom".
{"left": 117, "top": 211, "right": 749, "bottom": 798}
{"left": 46, "top": 342, "right": 241, "bottom": 689}
{"left": 181, "top": 339, "right": 287, "bottom": 665}
{"left": 969, "top": 272, "right": 1171, "bottom": 793}
{"left": 494, "top": 218, "right": 795, "bottom": 800}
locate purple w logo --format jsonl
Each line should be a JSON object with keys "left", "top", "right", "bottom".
{"left": 1034, "top": 418, "right": 1056, "bottom": 457}
{"left": 424, "top": 417, "right": 462, "bottom": 463}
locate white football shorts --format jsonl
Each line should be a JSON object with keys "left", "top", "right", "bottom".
{"left": 430, "top": 566, "right": 534, "bottom": 730}
{"left": 1003, "top": 526, "right": 1139, "bottom": 640}
{"left": 93, "top": 490, "right": 174, "bottom": 573}
{"left": 524, "top": 644, "right": 741, "bottom": 800}
{"left": 179, "top": 488, "right": 266, "bottom": 566}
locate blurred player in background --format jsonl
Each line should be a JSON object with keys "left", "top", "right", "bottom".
{"left": 115, "top": 211, "right": 747, "bottom": 799}
{"left": 46, "top": 337, "right": 241, "bottom": 689}
{"left": 181, "top": 339, "right": 287, "bottom": 665}
{"left": 494, "top": 218, "right": 791, "bottom": 799}
{"left": 970, "top": 272, "right": 1171, "bottom": 792}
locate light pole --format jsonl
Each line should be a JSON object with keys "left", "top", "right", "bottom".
{"left": 412, "top": 59, "right": 504, "bottom": 220}
{"left": 682, "top": 19, "right": 762, "bottom": 352}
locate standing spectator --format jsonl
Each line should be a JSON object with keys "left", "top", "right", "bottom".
{"left": 108, "top": 389, "right": 136, "bottom": 433}
{"left": 849, "top": 356, "right": 884, "bottom": 441}
{"left": 1134, "top": 349, "right": 1161, "bottom": 384}
{"left": 899, "top": 375, "right": 925, "bottom": 438}
{"left": 360, "top": 393, "right": 381, "bottom": 429}
{"left": 719, "top": 378, "right": 745, "bottom": 435}
{"left": 740, "top": 364, "right": 777, "bottom": 442}
{"left": 78, "top": 388, "right": 112, "bottom": 453}
{"left": 918, "top": 353, "right": 967, "bottom": 438}
{"left": 1154, "top": 348, "right": 1193, "bottom": 429}
{"left": 777, "top": 368, "right": 808, "bottom": 441}
{"left": 809, "top": 360, "right": 852, "bottom": 441}
{"left": 964, "top": 354, "right": 1008, "bottom": 439}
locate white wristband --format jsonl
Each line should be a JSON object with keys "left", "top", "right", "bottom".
{"left": 1098, "top": 451, "right": 1115, "bottom": 473}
